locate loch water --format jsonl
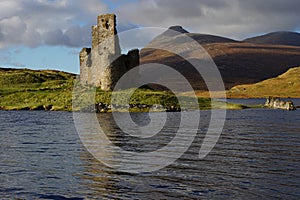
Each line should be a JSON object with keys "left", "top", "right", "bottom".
{"left": 0, "top": 99, "right": 299, "bottom": 199}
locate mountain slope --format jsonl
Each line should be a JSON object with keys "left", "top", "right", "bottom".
{"left": 227, "top": 66, "right": 300, "bottom": 98}
{"left": 148, "top": 26, "right": 238, "bottom": 46}
{"left": 244, "top": 31, "right": 300, "bottom": 47}
{"left": 141, "top": 28, "right": 300, "bottom": 90}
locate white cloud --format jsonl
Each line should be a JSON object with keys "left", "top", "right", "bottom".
{"left": 0, "top": 0, "right": 108, "bottom": 48}
{"left": 1, "top": 0, "right": 300, "bottom": 49}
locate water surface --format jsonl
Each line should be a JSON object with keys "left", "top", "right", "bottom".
{"left": 0, "top": 104, "right": 299, "bottom": 199}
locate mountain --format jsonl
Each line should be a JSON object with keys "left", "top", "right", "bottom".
{"left": 163, "top": 25, "right": 189, "bottom": 36}
{"left": 186, "top": 33, "right": 239, "bottom": 44}
{"left": 150, "top": 25, "right": 237, "bottom": 45}
{"left": 227, "top": 66, "right": 300, "bottom": 98}
{"left": 141, "top": 28, "right": 300, "bottom": 90}
{"left": 243, "top": 31, "right": 300, "bottom": 46}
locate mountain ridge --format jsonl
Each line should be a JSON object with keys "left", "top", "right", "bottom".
{"left": 243, "top": 31, "right": 300, "bottom": 46}
{"left": 141, "top": 27, "right": 300, "bottom": 90}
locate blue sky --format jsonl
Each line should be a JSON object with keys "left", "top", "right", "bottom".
{"left": 1, "top": 0, "right": 300, "bottom": 74}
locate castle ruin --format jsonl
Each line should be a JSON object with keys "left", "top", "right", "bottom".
{"left": 79, "top": 14, "right": 139, "bottom": 91}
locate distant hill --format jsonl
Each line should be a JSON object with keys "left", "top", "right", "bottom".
{"left": 227, "top": 66, "right": 300, "bottom": 98}
{"left": 0, "top": 67, "right": 75, "bottom": 85}
{"left": 141, "top": 28, "right": 300, "bottom": 90}
{"left": 150, "top": 26, "right": 238, "bottom": 45}
{"left": 244, "top": 31, "right": 300, "bottom": 47}
{"left": 187, "top": 33, "right": 239, "bottom": 44}
{"left": 162, "top": 25, "right": 189, "bottom": 36}
{"left": 0, "top": 68, "right": 75, "bottom": 111}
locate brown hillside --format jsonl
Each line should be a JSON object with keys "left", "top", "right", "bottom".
{"left": 140, "top": 28, "right": 300, "bottom": 91}
{"left": 243, "top": 31, "right": 300, "bottom": 47}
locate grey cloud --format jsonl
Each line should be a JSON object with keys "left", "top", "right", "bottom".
{"left": 41, "top": 25, "right": 92, "bottom": 47}
{"left": 0, "top": 0, "right": 107, "bottom": 48}
{"left": 117, "top": 0, "right": 300, "bottom": 39}
{"left": 1, "top": 0, "right": 300, "bottom": 49}
{"left": 22, "top": 28, "right": 42, "bottom": 48}
{"left": 0, "top": 16, "right": 27, "bottom": 47}
{"left": 238, "top": 0, "right": 300, "bottom": 14}
{"left": 43, "top": 29, "right": 68, "bottom": 46}
{"left": 65, "top": 25, "right": 92, "bottom": 47}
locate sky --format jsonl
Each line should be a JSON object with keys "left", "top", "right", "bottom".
{"left": 0, "top": 0, "right": 300, "bottom": 74}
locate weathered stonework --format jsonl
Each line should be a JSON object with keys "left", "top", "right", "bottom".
{"left": 264, "top": 97, "right": 296, "bottom": 110}
{"left": 80, "top": 14, "right": 139, "bottom": 91}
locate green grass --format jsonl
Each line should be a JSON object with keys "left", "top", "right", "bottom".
{"left": 227, "top": 66, "right": 300, "bottom": 98}
{"left": 0, "top": 68, "right": 75, "bottom": 111}
{"left": 72, "top": 84, "right": 211, "bottom": 111}
{"left": 0, "top": 67, "right": 249, "bottom": 111}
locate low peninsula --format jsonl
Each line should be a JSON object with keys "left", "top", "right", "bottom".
{"left": 0, "top": 68, "right": 248, "bottom": 112}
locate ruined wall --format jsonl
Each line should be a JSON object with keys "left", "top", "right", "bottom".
{"left": 264, "top": 97, "right": 296, "bottom": 110}
{"left": 79, "top": 48, "right": 91, "bottom": 85}
{"left": 96, "top": 14, "right": 121, "bottom": 56}
{"left": 80, "top": 14, "right": 139, "bottom": 91}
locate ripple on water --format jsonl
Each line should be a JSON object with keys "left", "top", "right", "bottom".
{"left": 0, "top": 108, "right": 299, "bottom": 199}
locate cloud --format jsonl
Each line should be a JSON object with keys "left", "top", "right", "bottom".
{"left": 116, "top": 0, "right": 300, "bottom": 39}
{"left": 1, "top": 0, "right": 300, "bottom": 50}
{"left": 0, "top": 0, "right": 107, "bottom": 48}
{"left": 42, "top": 25, "right": 91, "bottom": 47}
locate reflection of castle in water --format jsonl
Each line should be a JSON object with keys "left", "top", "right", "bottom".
{"left": 76, "top": 113, "right": 121, "bottom": 198}
{"left": 79, "top": 14, "right": 140, "bottom": 91}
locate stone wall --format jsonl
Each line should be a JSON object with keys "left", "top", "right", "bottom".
{"left": 264, "top": 97, "right": 296, "bottom": 110}
{"left": 80, "top": 14, "right": 139, "bottom": 91}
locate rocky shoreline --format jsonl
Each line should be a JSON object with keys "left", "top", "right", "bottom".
{"left": 80, "top": 102, "right": 181, "bottom": 113}
{"left": 264, "top": 97, "right": 297, "bottom": 110}
{"left": 0, "top": 105, "right": 66, "bottom": 111}
{"left": 4, "top": 97, "right": 298, "bottom": 112}
{"left": 0, "top": 103, "right": 182, "bottom": 112}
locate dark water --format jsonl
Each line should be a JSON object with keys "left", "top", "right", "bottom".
{"left": 0, "top": 100, "right": 299, "bottom": 199}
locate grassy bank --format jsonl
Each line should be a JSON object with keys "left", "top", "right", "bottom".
{"left": 73, "top": 86, "right": 250, "bottom": 112}
{"left": 0, "top": 68, "right": 249, "bottom": 111}
{"left": 0, "top": 68, "right": 75, "bottom": 111}
{"left": 180, "top": 67, "right": 300, "bottom": 99}
{"left": 227, "top": 66, "right": 300, "bottom": 98}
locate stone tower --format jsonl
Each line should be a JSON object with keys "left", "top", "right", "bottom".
{"left": 80, "top": 14, "right": 139, "bottom": 91}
